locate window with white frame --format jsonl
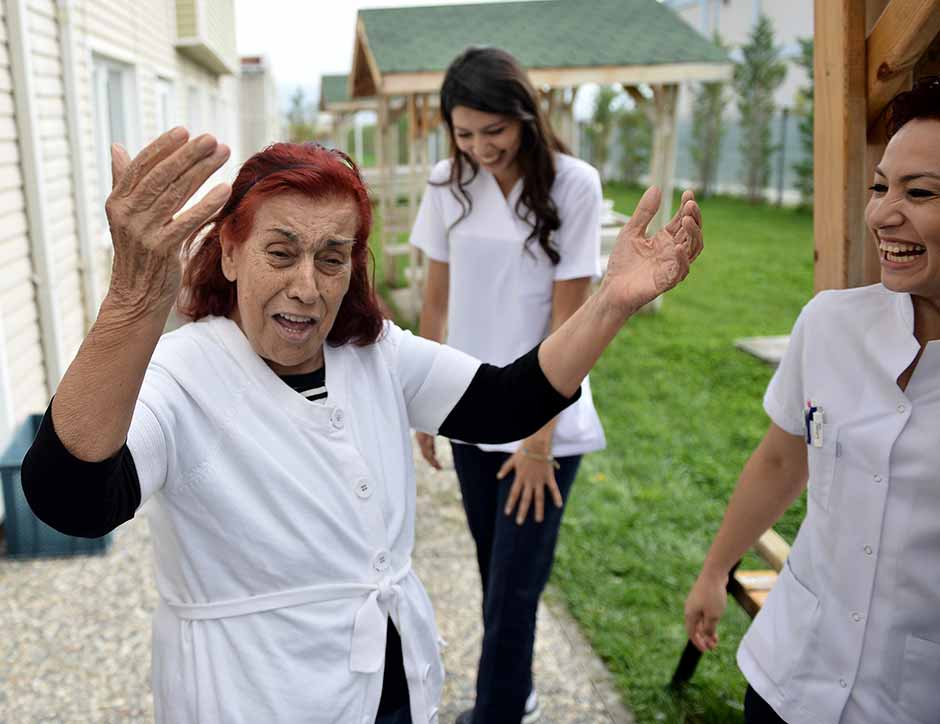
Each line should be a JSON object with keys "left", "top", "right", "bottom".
{"left": 92, "top": 55, "right": 137, "bottom": 216}
{"left": 156, "top": 77, "right": 175, "bottom": 134}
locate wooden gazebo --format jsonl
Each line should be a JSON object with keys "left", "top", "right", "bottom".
{"left": 815, "top": 0, "right": 940, "bottom": 291}
{"left": 318, "top": 74, "right": 376, "bottom": 163}
{"left": 349, "top": 0, "right": 733, "bottom": 304}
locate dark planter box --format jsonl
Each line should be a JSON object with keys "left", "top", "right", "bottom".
{"left": 1, "top": 414, "right": 111, "bottom": 558}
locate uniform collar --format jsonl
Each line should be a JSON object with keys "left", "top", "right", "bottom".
{"left": 885, "top": 288, "right": 923, "bottom": 380}
{"left": 203, "top": 316, "right": 347, "bottom": 428}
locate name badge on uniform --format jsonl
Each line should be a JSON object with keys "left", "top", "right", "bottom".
{"left": 805, "top": 399, "right": 824, "bottom": 448}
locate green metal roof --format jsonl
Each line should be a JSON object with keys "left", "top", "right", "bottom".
{"left": 320, "top": 74, "right": 350, "bottom": 106}
{"left": 358, "top": 0, "right": 728, "bottom": 75}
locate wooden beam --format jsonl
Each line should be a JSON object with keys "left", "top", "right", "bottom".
{"left": 814, "top": 0, "right": 869, "bottom": 292}
{"left": 381, "top": 62, "right": 734, "bottom": 96}
{"left": 531, "top": 63, "right": 733, "bottom": 88}
{"left": 322, "top": 99, "right": 379, "bottom": 114}
{"left": 753, "top": 529, "right": 791, "bottom": 572}
{"left": 351, "top": 17, "right": 383, "bottom": 98}
{"left": 867, "top": 0, "right": 940, "bottom": 127}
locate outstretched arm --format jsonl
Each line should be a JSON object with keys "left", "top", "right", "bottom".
{"left": 539, "top": 187, "right": 703, "bottom": 397}
{"left": 438, "top": 187, "right": 702, "bottom": 447}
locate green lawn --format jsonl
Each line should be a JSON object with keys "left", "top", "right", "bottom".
{"left": 549, "top": 184, "right": 814, "bottom": 723}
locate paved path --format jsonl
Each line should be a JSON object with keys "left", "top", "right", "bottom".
{"left": 1, "top": 441, "right": 632, "bottom": 723}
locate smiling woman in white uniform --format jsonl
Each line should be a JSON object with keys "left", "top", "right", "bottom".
{"left": 683, "top": 77, "right": 940, "bottom": 724}
{"left": 409, "top": 47, "right": 691, "bottom": 724}
{"left": 20, "top": 130, "right": 702, "bottom": 723}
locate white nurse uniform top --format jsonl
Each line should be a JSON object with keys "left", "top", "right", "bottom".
{"left": 738, "top": 284, "right": 940, "bottom": 724}
{"left": 127, "top": 316, "right": 480, "bottom": 724}
{"left": 409, "top": 154, "right": 606, "bottom": 457}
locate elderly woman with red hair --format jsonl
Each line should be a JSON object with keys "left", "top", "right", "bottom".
{"left": 23, "top": 132, "right": 702, "bottom": 723}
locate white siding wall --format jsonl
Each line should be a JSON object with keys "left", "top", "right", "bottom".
{"left": 0, "top": 0, "right": 238, "bottom": 447}
{"left": 28, "top": 0, "right": 85, "bottom": 361}
{"left": 75, "top": 0, "right": 238, "bottom": 291}
{"left": 0, "top": 3, "right": 49, "bottom": 423}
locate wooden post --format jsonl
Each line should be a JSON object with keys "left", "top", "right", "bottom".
{"left": 623, "top": 83, "right": 678, "bottom": 314}
{"left": 377, "top": 96, "right": 395, "bottom": 285}
{"left": 407, "top": 94, "right": 418, "bottom": 224}
{"left": 406, "top": 94, "right": 421, "bottom": 312}
{"left": 354, "top": 116, "right": 364, "bottom": 165}
{"left": 813, "top": 0, "right": 940, "bottom": 291}
{"left": 813, "top": 0, "right": 869, "bottom": 291}
{"left": 561, "top": 89, "right": 577, "bottom": 155}
{"left": 649, "top": 83, "right": 680, "bottom": 234}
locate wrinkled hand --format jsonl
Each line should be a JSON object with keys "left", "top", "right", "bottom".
{"left": 105, "top": 127, "right": 231, "bottom": 314}
{"left": 416, "top": 432, "right": 441, "bottom": 470}
{"left": 684, "top": 569, "right": 728, "bottom": 653}
{"left": 499, "top": 447, "right": 564, "bottom": 525}
{"left": 602, "top": 187, "right": 703, "bottom": 315}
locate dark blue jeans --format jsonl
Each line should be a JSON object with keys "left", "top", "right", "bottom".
{"left": 374, "top": 704, "right": 412, "bottom": 724}
{"left": 451, "top": 443, "right": 582, "bottom": 724}
{"left": 745, "top": 685, "right": 788, "bottom": 723}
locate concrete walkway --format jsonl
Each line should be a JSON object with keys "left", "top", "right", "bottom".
{"left": 1, "top": 440, "right": 632, "bottom": 723}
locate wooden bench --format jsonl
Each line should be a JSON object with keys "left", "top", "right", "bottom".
{"left": 670, "top": 528, "right": 791, "bottom": 687}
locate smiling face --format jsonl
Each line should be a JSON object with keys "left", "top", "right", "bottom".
{"left": 220, "top": 191, "right": 357, "bottom": 375}
{"left": 865, "top": 118, "right": 940, "bottom": 301}
{"left": 450, "top": 105, "right": 523, "bottom": 185}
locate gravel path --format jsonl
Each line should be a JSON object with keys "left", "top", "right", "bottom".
{"left": 1, "top": 440, "right": 632, "bottom": 723}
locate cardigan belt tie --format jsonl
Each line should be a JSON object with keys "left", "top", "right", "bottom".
{"left": 162, "top": 561, "right": 426, "bottom": 711}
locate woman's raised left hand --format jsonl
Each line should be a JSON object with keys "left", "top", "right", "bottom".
{"left": 601, "top": 187, "right": 703, "bottom": 315}
{"left": 499, "top": 441, "right": 564, "bottom": 525}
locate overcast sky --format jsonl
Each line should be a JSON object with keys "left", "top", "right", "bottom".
{"left": 234, "top": 0, "right": 538, "bottom": 110}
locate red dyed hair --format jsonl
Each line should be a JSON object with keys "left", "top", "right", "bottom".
{"left": 179, "top": 143, "right": 384, "bottom": 347}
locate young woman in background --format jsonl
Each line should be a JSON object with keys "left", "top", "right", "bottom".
{"left": 412, "top": 46, "right": 697, "bottom": 724}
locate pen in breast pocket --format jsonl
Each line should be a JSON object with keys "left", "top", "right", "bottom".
{"left": 811, "top": 406, "right": 824, "bottom": 448}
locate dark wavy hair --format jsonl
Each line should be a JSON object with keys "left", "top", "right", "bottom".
{"left": 438, "top": 46, "right": 570, "bottom": 264}
{"left": 178, "top": 142, "right": 384, "bottom": 347}
{"left": 887, "top": 75, "right": 940, "bottom": 138}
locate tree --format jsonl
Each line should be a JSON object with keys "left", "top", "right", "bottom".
{"left": 616, "top": 107, "right": 651, "bottom": 186}
{"left": 286, "top": 87, "right": 316, "bottom": 143}
{"left": 586, "top": 85, "right": 620, "bottom": 183}
{"left": 690, "top": 33, "right": 729, "bottom": 197}
{"left": 734, "top": 15, "right": 787, "bottom": 202}
{"left": 792, "top": 38, "right": 814, "bottom": 209}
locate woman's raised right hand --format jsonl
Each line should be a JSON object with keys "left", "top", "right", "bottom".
{"left": 105, "top": 127, "right": 231, "bottom": 314}
{"left": 683, "top": 568, "right": 729, "bottom": 653}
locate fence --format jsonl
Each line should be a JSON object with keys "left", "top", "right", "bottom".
{"left": 585, "top": 107, "right": 810, "bottom": 205}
